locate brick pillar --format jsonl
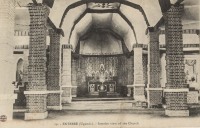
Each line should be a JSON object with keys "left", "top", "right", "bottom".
{"left": 47, "top": 29, "right": 62, "bottom": 110}
{"left": 71, "top": 58, "right": 77, "bottom": 97}
{"left": 24, "top": 4, "right": 50, "bottom": 120}
{"left": 62, "top": 44, "right": 72, "bottom": 103}
{"left": 127, "top": 56, "right": 134, "bottom": 97}
{"left": 0, "top": 0, "right": 17, "bottom": 120}
{"left": 164, "top": 5, "right": 189, "bottom": 116}
{"left": 197, "top": 33, "right": 200, "bottom": 84}
{"left": 147, "top": 28, "right": 162, "bottom": 108}
{"left": 133, "top": 45, "right": 145, "bottom": 101}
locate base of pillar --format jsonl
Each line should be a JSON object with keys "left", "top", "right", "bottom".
{"left": 47, "top": 106, "right": 62, "bottom": 110}
{"left": 25, "top": 111, "right": 48, "bottom": 120}
{"left": 147, "top": 90, "right": 163, "bottom": 108}
{"left": 72, "top": 95, "right": 77, "bottom": 97}
{"left": 134, "top": 95, "right": 146, "bottom": 102}
{"left": 62, "top": 97, "right": 72, "bottom": 104}
{"left": 165, "top": 110, "right": 189, "bottom": 117}
{"left": 187, "top": 91, "right": 198, "bottom": 104}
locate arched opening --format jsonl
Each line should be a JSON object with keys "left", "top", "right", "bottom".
{"left": 16, "top": 58, "right": 23, "bottom": 83}
{"left": 60, "top": 1, "right": 149, "bottom": 101}
{"left": 14, "top": 58, "right": 26, "bottom": 107}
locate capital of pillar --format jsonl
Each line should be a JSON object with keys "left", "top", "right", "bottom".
{"left": 147, "top": 27, "right": 160, "bottom": 42}
{"left": 62, "top": 44, "right": 73, "bottom": 50}
{"left": 49, "top": 28, "right": 64, "bottom": 37}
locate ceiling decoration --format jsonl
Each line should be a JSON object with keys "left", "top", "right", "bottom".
{"left": 87, "top": 2, "right": 120, "bottom": 9}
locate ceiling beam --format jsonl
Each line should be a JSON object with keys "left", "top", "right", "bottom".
{"left": 59, "top": 0, "right": 150, "bottom": 28}
{"left": 87, "top": 8, "right": 119, "bottom": 13}
{"left": 67, "top": 9, "right": 138, "bottom": 47}
{"left": 68, "top": 9, "right": 88, "bottom": 44}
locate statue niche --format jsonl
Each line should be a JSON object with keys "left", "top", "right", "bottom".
{"left": 92, "top": 64, "right": 113, "bottom": 82}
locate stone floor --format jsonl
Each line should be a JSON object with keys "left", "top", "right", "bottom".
{"left": 1, "top": 110, "right": 199, "bottom": 128}
{"left": 6, "top": 98, "right": 200, "bottom": 128}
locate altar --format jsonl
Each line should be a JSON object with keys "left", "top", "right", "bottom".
{"left": 88, "top": 81, "right": 117, "bottom": 96}
{"left": 87, "top": 64, "right": 119, "bottom": 97}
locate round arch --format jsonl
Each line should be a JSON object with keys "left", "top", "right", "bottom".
{"left": 59, "top": 0, "right": 150, "bottom": 50}
{"left": 16, "top": 58, "right": 23, "bottom": 82}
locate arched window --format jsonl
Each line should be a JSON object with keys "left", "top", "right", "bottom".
{"left": 16, "top": 58, "right": 23, "bottom": 82}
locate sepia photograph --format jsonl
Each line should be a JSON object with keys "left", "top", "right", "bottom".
{"left": 0, "top": 0, "right": 200, "bottom": 128}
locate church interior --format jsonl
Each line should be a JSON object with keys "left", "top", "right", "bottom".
{"left": 0, "top": 0, "right": 200, "bottom": 120}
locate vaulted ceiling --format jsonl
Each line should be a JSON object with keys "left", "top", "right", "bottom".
{"left": 15, "top": 0, "right": 200, "bottom": 53}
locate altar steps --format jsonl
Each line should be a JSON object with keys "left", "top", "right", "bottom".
{"left": 62, "top": 100, "right": 165, "bottom": 115}
{"left": 63, "top": 100, "right": 136, "bottom": 111}
{"left": 72, "top": 97, "right": 133, "bottom": 101}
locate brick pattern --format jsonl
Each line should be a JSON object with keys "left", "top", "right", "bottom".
{"left": 160, "top": 29, "right": 199, "bottom": 35}
{"left": 164, "top": 5, "right": 188, "bottom": 111}
{"left": 165, "top": 5, "right": 186, "bottom": 88}
{"left": 27, "top": 4, "right": 49, "bottom": 91}
{"left": 47, "top": 29, "right": 61, "bottom": 91}
{"left": 46, "top": 29, "right": 61, "bottom": 107}
{"left": 165, "top": 92, "right": 188, "bottom": 110}
{"left": 72, "top": 59, "right": 77, "bottom": 86}
{"left": 148, "top": 32, "right": 160, "bottom": 88}
{"left": 149, "top": 90, "right": 162, "bottom": 106}
{"left": 118, "top": 56, "right": 133, "bottom": 86}
{"left": 143, "top": 54, "right": 148, "bottom": 85}
{"left": 47, "top": 93, "right": 60, "bottom": 106}
{"left": 148, "top": 30, "right": 162, "bottom": 107}
{"left": 26, "top": 94, "right": 47, "bottom": 113}
{"left": 26, "top": 4, "right": 49, "bottom": 113}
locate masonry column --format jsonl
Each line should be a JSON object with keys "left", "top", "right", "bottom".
{"left": 62, "top": 44, "right": 72, "bottom": 104}
{"left": 147, "top": 27, "right": 162, "bottom": 108}
{"left": 164, "top": 5, "right": 189, "bottom": 116}
{"left": 24, "top": 4, "right": 50, "bottom": 120}
{"left": 47, "top": 29, "right": 62, "bottom": 110}
{"left": 0, "top": 0, "right": 17, "bottom": 120}
{"left": 197, "top": 31, "right": 200, "bottom": 85}
{"left": 133, "top": 45, "right": 146, "bottom": 101}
